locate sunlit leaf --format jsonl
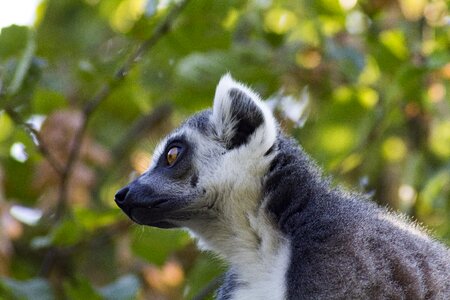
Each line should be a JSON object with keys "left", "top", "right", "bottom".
{"left": 339, "top": 153, "right": 362, "bottom": 174}
{"left": 264, "top": 8, "right": 298, "bottom": 34}
{"left": 379, "top": 30, "right": 409, "bottom": 60}
{"left": 358, "top": 55, "right": 380, "bottom": 85}
{"left": 357, "top": 87, "right": 378, "bottom": 109}
{"left": 382, "top": 136, "right": 407, "bottom": 163}
{"left": 0, "top": 112, "right": 13, "bottom": 142}
{"left": 430, "top": 120, "right": 450, "bottom": 159}
{"left": 320, "top": 15, "right": 344, "bottom": 36}
{"left": 110, "top": 0, "right": 146, "bottom": 33}
{"left": 222, "top": 8, "right": 240, "bottom": 30}
{"left": 289, "top": 20, "right": 320, "bottom": 46}
{"left": 333, "top": 86, "right": 353, "bottom": 103}
{"left": 319, "top": 124, "right": 355, "bottom": 154}
{"left": 398, "top": 0, "right": 427, "bottom": 21}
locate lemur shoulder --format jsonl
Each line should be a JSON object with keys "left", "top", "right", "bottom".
{"left": 115, "top": 74, "right": 450, "bottom": 300}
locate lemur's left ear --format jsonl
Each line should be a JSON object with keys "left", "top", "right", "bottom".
{"left": 211, "top": 74, "right": 277, "bottom": 151}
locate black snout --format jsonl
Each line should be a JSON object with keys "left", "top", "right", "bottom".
{"left": 114, "top": 186, "right": 129, "bottom": 205}
{"left": 114, "top": 183, "right": 154, "bottom": 214}
{"left": 114, "top": 185, "right": 134, "bottom": 218}
{"left": 114, "top": 181, "right": 187, "bottom": 228}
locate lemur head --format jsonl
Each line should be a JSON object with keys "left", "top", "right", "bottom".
{"left": 115, "top": 74, "right": 278, "bottom": 251}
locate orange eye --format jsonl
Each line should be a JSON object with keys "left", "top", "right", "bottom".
{"left": 166, "top": 147, "right": 180, "bottom": 166}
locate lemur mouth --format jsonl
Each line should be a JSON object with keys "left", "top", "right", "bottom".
{"left": 128, "top": 206, "right": 180, "bottom": 229}
{"left": 121, "top": 198, "right": 195, "bottom": 229}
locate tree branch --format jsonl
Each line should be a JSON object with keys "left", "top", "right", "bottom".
{"left": 38, "top": 0, "right": 191, "bottom": 280}
{"left": 3, "top": 107, "right": 64, "bottom": 174}
{"left": 54, "top": 0, "right": 191, "bottom": 221}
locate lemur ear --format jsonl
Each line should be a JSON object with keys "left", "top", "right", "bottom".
{"left": 211, "top": 74, "right": 277, "bottom": 151}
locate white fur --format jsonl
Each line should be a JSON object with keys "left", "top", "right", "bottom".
{"left": 191, "top": 76, "right": 288, "bottom": 298}
{"left": 230, "top": 241, "right": 290, "bottom": 300}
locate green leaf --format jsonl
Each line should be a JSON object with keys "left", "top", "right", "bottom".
{"left": 51, "top": 219, "right": 85, "bottom": 246}
{"left": 183, "top": 253, "right": 224, "bottom": 300}
{"left": 75, "top": 207, "right": 122, "bottom": 232}
{"left": 1, "top": 57, "right": 44, "bottom": 109}
{"left": 430, "top": 121, "right": 450, "bottom": 160}
{"left": 0, "top": 25, "right": 29, "bottom": 59}
{"left": 32, "top": 88, "right": 67, "bottom": 114}
{"left": 64, "top": 277, "right": 102, "bottom": 300}
{"left": 98, "top": 274, "right": 140, "bottom": 300}
{"left": 0, "top": 111, "right": 13, "bottom": 142}
{"left": 8, "top": 31, "right": 36, "bottom": 96}
{"left": 379, "top": 29, "right": 409, "bottom": 60}
{"left": 420, "top": 170, "right": 450, "bottom": 213}
{"left": 131, "top": 227, "right": 190, "bottom": 266}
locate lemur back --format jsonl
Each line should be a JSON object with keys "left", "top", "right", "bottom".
{"left": 115, "top": 75, "right": 450, "bottom": 300}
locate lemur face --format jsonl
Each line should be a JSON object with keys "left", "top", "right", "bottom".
{"left": 115, "top": 74, "right": 277, "bottom": 229}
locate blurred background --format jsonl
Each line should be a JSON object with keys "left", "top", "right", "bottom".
{"left": 0, "top": 0, "right": 449, "bottom": 299}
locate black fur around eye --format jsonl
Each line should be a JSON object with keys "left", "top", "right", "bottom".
{"left": 166, "top": 146, "right": 180, "bottom": 166}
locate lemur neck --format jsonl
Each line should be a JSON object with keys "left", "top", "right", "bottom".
{"left": 190, "top": 184, "right": 285, "bottom": 269}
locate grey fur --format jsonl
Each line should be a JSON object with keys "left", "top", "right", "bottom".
{"left": 115, "top": 75, "right": 450, "bottom": 300}
{"left": 262, "top": 134, "right": 450, "bottom": 299}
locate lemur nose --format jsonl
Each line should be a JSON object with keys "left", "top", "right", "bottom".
{"left": 115, "top": 186, "right": 130, "bottom": 204}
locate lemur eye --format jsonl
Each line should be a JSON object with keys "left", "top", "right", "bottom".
{"left": 166, "top": 146, "right": 180, "bottom": 166}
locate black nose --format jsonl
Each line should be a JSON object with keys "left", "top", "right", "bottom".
{"left": 115, "top": 186, "right": 130, "bottom": 205}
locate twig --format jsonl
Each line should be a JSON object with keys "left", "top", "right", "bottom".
{"left": 3, "top": 107, "right": 64, "bottom": 174}
{"left": 54, "top": 0, "right": 191, "bottom": 221}
{"left": 38, "top": 0, "right": 190, "bottom": 281}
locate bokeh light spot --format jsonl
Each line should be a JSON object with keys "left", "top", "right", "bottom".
{"left": 382, "top": 136, "right": 407, "bottom": 162}
{"left": 264, "top": 8, "right": 298, "bottom": 34}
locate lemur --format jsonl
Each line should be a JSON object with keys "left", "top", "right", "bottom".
{"left": 115, "top": 74, "right": 450, "bottom": 299}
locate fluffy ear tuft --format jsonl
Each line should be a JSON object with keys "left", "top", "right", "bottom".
{"left": 211, "top": 74, "right": 277, "bottom": 151}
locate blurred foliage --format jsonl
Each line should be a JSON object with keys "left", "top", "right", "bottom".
{"left": 0, "top": 0, "right": 449, "bottom": 299}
